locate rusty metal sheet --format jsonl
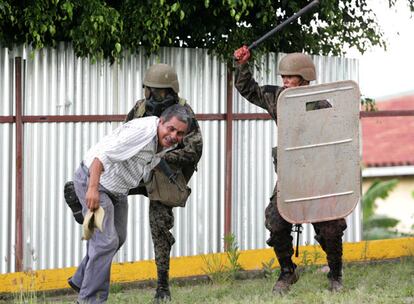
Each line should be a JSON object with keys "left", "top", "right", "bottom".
{"left": 276, "top": 80, "right": 360, "bottom": 224}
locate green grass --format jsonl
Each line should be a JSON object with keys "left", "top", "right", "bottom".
{"left": 4, "top": 257, "right": 414, "bottom": 304}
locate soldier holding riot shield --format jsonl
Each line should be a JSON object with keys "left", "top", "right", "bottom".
{"left": 233, "top": 48, "right": 348, "bottom": 294}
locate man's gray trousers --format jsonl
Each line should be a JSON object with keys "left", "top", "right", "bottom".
{"left": 71, "top": 164, "right": 128, "bottom": 303}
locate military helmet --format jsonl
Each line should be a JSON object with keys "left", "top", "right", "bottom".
{"left": 277, "top": 53, "right": 316, "bottom": 81}
{"left": 143, "top": 63, "right": 179, "bottom": 93}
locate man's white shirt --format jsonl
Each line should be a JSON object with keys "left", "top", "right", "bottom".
{"left": 83, "top": 116, "right": 172, "bottom": 194}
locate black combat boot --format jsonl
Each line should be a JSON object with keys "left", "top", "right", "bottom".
{"left": 327, "top": 261, "right": 343, "bottom": 292}
{"left": 154, "top": 270, "right": 171, "bottom": 303}
{"left": 272, "top": 257, "right": 299, "bottom": 295}
{"left": 64, "top": 181, "right": 84, "bottom": 224}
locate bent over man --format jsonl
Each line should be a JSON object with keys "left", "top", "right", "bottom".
{"left": 69, "top": 105, "right": 190, "bottom": 303}
{"left": 233, "top": 46, "right": 346, "bottom": 294}
{"left": 65, "top": 63, "right": 202, "bottom": 303}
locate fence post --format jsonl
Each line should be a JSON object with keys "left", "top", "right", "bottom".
{"left": 15, "top": 57, "right": 23, "bottom": 272}
{"left": 224, "top": 63, "right": 233, "bottom": 245}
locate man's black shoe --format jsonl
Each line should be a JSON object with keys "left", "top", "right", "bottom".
{"left": 64, "top": 181, "right": 84, "bottom": 224}
{"left": 68, "top": 277, "right": 80, "bottom": 293}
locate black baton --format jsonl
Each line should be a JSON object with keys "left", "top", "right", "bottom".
{"left": 248, "top": 0, "right": 320, "bottom": 50}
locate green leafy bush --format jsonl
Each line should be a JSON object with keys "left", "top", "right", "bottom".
{"left": 1, "top": 1, "right": 414, "bottom": 62}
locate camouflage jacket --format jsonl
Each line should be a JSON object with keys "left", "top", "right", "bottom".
{"left": 234, "top": 63, "right": 284, "bottom": 123}
{"left": 125, "top": 98, "right": 203, "bottom": 182}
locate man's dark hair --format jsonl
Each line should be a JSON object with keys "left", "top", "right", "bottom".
{"left": 160, "top": 104, "right": 192, "bottom": 130}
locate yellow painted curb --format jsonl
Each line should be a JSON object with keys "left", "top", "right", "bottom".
{"left": 0, "top": 237, "right": 413, "bottom": 294}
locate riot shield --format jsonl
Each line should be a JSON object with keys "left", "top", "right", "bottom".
{"left": 276, "top": 80, "right": 360, "bottom": 224}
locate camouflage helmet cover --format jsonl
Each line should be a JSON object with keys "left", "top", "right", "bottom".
{"left": 143, "top": 63, "right": 180, "bottom": 93}
{"left": 277, "top": 53, "right": 316, "bottom": 81}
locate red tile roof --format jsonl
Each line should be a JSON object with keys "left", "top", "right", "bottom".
{"left": 362, "top": 95, "right": 414, "bottom": 167}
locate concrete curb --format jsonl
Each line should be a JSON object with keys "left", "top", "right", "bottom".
{"left": 0, "top": 237, "right": 413, "bottom": 294}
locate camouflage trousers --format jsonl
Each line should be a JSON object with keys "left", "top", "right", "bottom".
{"left": 265, "top": 184, "right": 347, "bottom": 268}
{"left": 149, "top": 200, "right": 176, "bottom": 273}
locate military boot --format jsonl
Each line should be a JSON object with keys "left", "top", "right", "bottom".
{"left": 272, "top": 258, "right": 299, "bottom": 295}
{"left": 328, "top": 275, "right": 343, "bottom": 292}
{"left": 154, "top": 270, "right": 171, "bottom": 303}
{"left": 64, "top": 181, "right": 84, "bottom": 224}
{"left": 327, "top": 262, "right": 343, "bottom": 292}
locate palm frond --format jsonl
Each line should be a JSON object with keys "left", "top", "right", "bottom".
{"left": 362, "top": 179, "right": 399, "bottom": 219}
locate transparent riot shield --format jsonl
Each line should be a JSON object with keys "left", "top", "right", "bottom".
{"left": 276, "top": 80, "right": 360, "bottom": 224}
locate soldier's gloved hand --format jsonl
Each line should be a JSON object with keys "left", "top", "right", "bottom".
{"left": 234, "top": 45, "right": 250, "bottom": 64}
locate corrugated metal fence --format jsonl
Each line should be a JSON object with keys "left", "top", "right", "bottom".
{"left": 0, "top": 44, "right": 360, "bottom": 274}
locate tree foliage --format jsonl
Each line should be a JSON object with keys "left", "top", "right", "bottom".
{"left": 1, "top": 0, "right": 413, "bottom": 62}
{"left": 361, "top": 179, "right": 411, "bottom": 240}
{"left": 362, "top": 179, "right": 399, "bottom": 219}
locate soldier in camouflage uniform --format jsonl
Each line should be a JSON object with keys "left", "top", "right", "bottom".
{"left": 64, "top": 63, "right": 203, "bottom": 303}
{"left": 125, "top": 64, "right": 202, "bottom": 302}
{"left": 233, "top": 46, "right": 346, "bottom": 294}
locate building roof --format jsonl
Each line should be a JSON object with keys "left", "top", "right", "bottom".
{"left": 362, "top": 94, "right": 414, "bottom": 167}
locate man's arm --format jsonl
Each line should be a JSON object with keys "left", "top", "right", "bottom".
{"left": 234, "top": 46, "right": 281, "bottom": 117}
{"left": 234, "top": 63, "right": 267, "bottom": 110}
{"left": 86, "top": 158, "right": 103, "bottom": 211}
